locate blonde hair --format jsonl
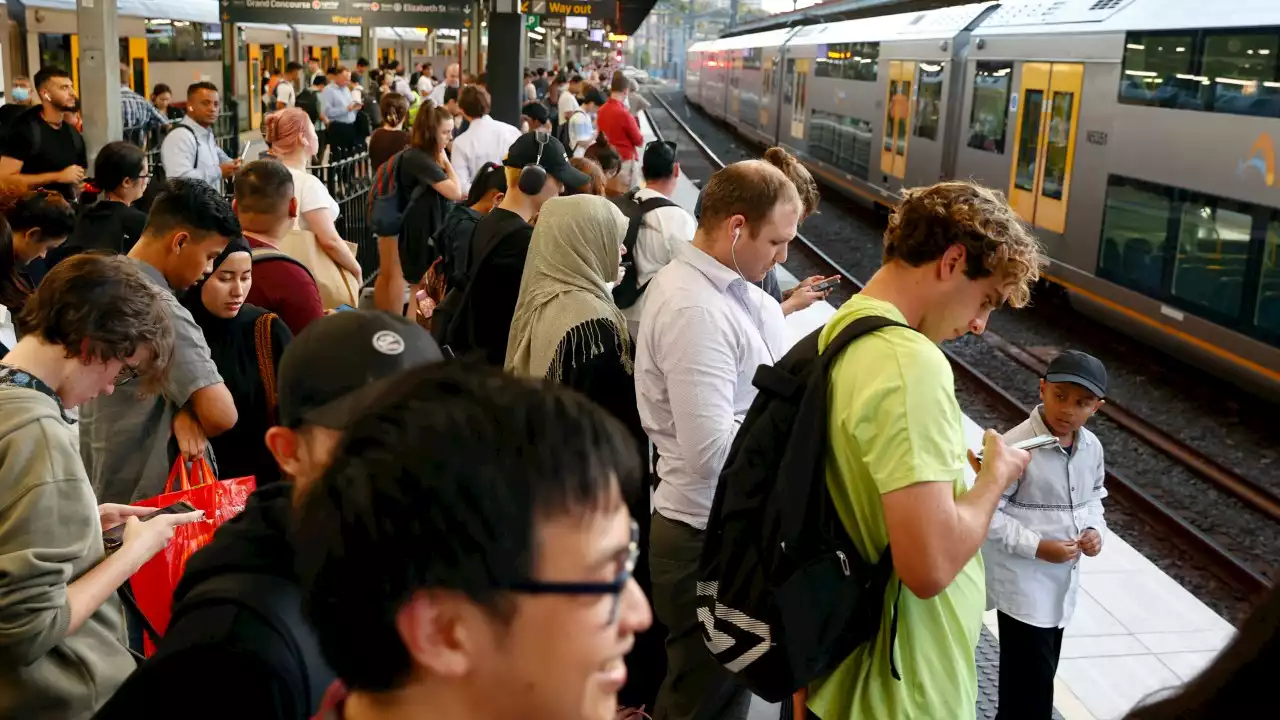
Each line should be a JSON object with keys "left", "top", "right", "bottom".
{"left": 884, "top": 181, "right": 1045, "bottom": 308}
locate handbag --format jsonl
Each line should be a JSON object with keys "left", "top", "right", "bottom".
{"left": 254, "top": 312, "right": 280, "bottom": 424}
{"left": 127, "top": 457, "right": 257, "bottom": 655}
{"left": 277, "top": 213, "right": 361, "bottom": 309}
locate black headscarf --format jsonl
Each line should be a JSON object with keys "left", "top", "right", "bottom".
{"left": 181, "top": 236, "right": 286, "bottom": 485}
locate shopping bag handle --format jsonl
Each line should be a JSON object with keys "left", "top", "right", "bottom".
{"left": 163, "top": 456, "right": 218, "bottom": 494}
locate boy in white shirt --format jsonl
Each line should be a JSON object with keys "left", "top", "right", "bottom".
{"left": 983, "top": 349, "right": 1109, "bottom": 719}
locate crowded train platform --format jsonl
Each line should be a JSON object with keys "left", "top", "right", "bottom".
{"left": 0, "top": 1, "right": 1277, "bottom": 719}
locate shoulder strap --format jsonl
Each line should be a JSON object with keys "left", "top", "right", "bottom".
{"left": 251, "top": 246, "right": 316, "bottom": 281}
{"left": 168, "top": 123, "right": 198, "bottom": 169}
{"left": 636, "top": 195, "right": 679, "bottom": 215}
{"left": 254, "top": 313, "right": 280, "bottom": 425}
{"left": 819, "top": 315, "right": 909, "bottom": 371}
{"left": 445, "top": 212, "right": 530, "bottom": 347}
{"left": 172, "top": 572, "right": 329, "bottom": 715}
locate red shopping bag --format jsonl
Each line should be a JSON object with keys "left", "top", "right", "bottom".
{"left": 128, "top": 457, "right": 256, "bottom": 655}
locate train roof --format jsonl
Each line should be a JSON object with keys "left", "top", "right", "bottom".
{"left": 784, "top": 2, "right": 995, "bottom": 48}
{"left": 690, "top": 28, "right": 798, "bottom": 53}
{"left": 974, "top": 0, "right": 1280, "bottom": 37}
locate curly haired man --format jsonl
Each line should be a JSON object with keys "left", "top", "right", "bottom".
{"left": 807, "top": 181, "right": 1046, "bottom": 720}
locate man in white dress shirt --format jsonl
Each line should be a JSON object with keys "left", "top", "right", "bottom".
{"left": 634, "top": 160, "right": 802, "bottom": 720}
{"left": 450, "top": 86, "right": 521, "bottom": 196}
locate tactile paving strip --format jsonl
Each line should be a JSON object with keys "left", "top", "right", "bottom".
{"left": 976, "top": 627, "right": 1066, "bottom": 720}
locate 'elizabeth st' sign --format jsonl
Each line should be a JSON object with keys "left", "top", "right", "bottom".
{"left": 221, "top": 0, "right": 469, "bottom": 26}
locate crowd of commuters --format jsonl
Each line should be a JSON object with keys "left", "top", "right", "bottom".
{"left": 0, "top": 54, "right": 1273, "bottom": 720}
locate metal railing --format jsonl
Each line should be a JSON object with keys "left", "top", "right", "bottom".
{"left": 309, "top": 145, "right": 375, "bottom": 273}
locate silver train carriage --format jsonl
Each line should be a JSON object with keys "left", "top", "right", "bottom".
{"left": 685, "top": 0, "right": 1280, "bottom": 399}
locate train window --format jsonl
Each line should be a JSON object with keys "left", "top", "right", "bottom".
{"left": 1118, "top": 31, "right": 1196, "bottom": 108}
{"left": 37, "top": 34, "right": 73, "bottom": 76}
{"left": 1258, "top": 218, "right": 1280, "bottom": 337}
{"left": 815, "top": 42, "right": 879, "bottom": 82}
{"left": 914, "top": 63, "right": 945, "bottom": 140}
{"left": 1013, "top": 90, "right": 1044, "bottom": 192}
{"left": 742, "top": 49, "right": 762, "bottom": 71}
{"left": 1098, "top": 176, "right": 1173, "bottom": 297}
{"left": 1040, "top": 90, "right": 1076, "bottom": 200}
{"left": 808, "top": 110, "right": 874, "bottom": 180}
{"left": 1119, "top": 28, "right": 1280, "bottom": 118}
{"left": 146, "top": 20, "right": 222, "bottom": 62}
{"left": 1171, "top": 200, "right": 1252, "bottom": 319}
{"left": 967, "top": 62, "right": 1012, "bottom": 154}
{"left": 1201, "top": 30, "right": 1280, "bottom": 118}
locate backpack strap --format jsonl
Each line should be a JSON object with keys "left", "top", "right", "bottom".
{"left": 167, "top": 123, "right": 199, "bottom": 169}
{"left": 254, "top": 313, "right": 280, "bottom": 425}
{"left": 251, "top": 246, "right": 316, "bottom": 281}
{"left": 617, "top": 192, "right": 679, "bottom": 296}
{"left": 441, "top": 212, "right": 530, "bottom": 349}
{"left": 171, "top": 572, "right": 331, "bottom": 715}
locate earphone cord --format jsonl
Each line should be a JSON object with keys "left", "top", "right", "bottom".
{"left": 730, "top": 234, "right": 777, "bottom": 367}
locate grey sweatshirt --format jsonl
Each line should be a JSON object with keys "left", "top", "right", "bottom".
{"left": 0, "top": 384, "right": 135, "bottom": 719}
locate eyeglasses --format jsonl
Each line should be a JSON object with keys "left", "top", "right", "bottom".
{"left": 503, "top": 518, "right": 639, "bottom": 624}
{"left": 113, "top": 364, "right": 140, "bottom": 387}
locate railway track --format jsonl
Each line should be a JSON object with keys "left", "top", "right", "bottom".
{"left": 645, "top": 89, "right": 1274, "bottom": 601}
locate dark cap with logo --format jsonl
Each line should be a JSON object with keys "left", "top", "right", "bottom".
{"left": 277, "top": 311, "right": 446, "bottom": 429}
{"left": 1044, "top": 350, "right": 1107, "bottom": 399}
{"left": 504, "top": 130, "right": 591, "bottom": 190}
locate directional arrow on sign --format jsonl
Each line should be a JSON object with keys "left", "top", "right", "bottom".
{"left": 532, "top": 0, "right": 546, "bottom": 13}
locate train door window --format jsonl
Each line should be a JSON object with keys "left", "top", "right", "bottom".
{"left": 38, "top": 34, "right": 73, "bottom": 76}
{"left": 1201, "top": 30, "right": 1280, "bottom": 118}
{"left": 1258, "top": 217, "right": 1280, "bottom": 337}
{"left": 1098, "top": 175, "right": 1173, "bottom": 297}
{"left": 880, "top": 60, "right": 916, "bottom": 178}
{"left": 1008, "top": 62, "right": 1082, "bottom": 234}
{"left": 790, "top": 59, "right": 810, "bottom": 139}
{"left": 783, "top": 58, "right": 795, "bottom": 105}
{"left": 967, "top": 61, "right": 1012, "bottom": 153}
{"left": 1171, "top": 200, "right": 1252, "bottom": 320}
{"left": 914, "top": 62, "right": 945, "bottom": 140}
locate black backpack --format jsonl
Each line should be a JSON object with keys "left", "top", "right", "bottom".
{"left": 434, "top": 203, "right": 483, "bottom": 290}
{"left": 610, "top": 188, "right": 678, "bottom": 309}
{"left": 431, "top": 211, "right": 531, "bottom": 355}
{"left": 696, "top": 315, "right": 907, "bottom": 703}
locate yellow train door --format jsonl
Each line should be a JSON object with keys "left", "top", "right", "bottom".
{"left": 1007, "top": 62, "right": 1084, "bottom": 234}
{"left": 248, "top": 44, "right": 263, "bottom": 130}
{"left": 760, "top": 55, "right": 775, "bottom": 130}
{"left": 789, "top": 58, "right": 810, "bottom": 140}
{"left": 125, "top": 37, "right": 150, "bottom": 95}
{"left": 880, "top": 60, "right": 916, "bottom": 179}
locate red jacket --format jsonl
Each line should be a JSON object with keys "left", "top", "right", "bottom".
{"left": 597, "top": 97, "right": 644, "bottom": 161}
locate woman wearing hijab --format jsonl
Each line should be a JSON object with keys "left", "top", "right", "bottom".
{"left": 504, "top": 195, "right": 665, "bottom": 712}
{"left": 180, "top": 237, "right": 292, "bottom": 487}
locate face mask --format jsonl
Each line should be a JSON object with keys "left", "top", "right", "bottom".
{"left": 10, "top": 87, "right": 29, "bottom": 103}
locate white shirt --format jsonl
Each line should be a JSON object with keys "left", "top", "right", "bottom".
{"left": 567, "top": 110, "right": 595, "bottom": 157}
{"left": 417, "top": 74, "right": 433, "bottom": 96}
{"left": 428, "top": 81, "right": 452, "bottom": 108}
{"left": 275, "top": 80, "right": 296, "bottom": 108}
{"left": 289, "top": 167, "right": 340, "bottom": 232}
{"left": 392, "top": 77, "right": 412, "bottom": 99}
{"left": 160, "top": 116, "right": 232, "bottom": 189}
{"left": 558, "top": 91, "right": 580, "bottom": 124}
{"left": 982, "top": 406, "right": 1108, "bottom": 628}
{"left": 635, "top": 242, "right": 789, "bottom": 529}
{"left": 450, "top": 115, "right": 521, "bottom": 195}
{"left": 621, "top": 188, "right": 698, "bottom": 336}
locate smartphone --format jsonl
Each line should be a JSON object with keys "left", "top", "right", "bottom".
{"left": 103, "top": 500, "right": 199, "bottom": 551}
{"left": 810, "top": 276, "right": 841, "bottom": 293}
{"left": 975, "top": 434, "right": 1059, "bottom": 462}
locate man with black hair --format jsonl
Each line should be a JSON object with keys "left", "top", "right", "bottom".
{"left": 296, "top": 363, "right": 652, "bottom": 720}
{"left": 277, "top": 61, "right": 304, "bottom": 110}
{"left": 442, "top": 84, "right": 466, "bottom": 137}
{"left": 95, "top": 312, "right": 446, "bottom": 720}
{"left": 234, "top": 160, "right": 325, "bottom": 335}
{"left": 618, "top": 140, "right": 696, "bottom": 337}
{"left": 0, "top": 66, "right": 87, "bottom": 200}
{"left": 80, "top": 178, "right": 242, "bottom": 505}
{"left": 522, "top": 101, "right": 552, "bottom": 134}
{"left": 160, "top": 82, "right": 239, "bottom": 189}
{"left": 451, "top": 86, "right": 521, "bottom": 196}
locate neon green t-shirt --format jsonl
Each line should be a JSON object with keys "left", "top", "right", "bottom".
{"left": 808, "top": 295, "right": 984, "bottom": 720}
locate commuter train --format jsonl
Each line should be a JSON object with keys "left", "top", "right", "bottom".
{"left": 2, "top": 0, "right": 457, "bottom": 131}
{"left": 686, "top": 0, "right": 1280, "bottom": 398}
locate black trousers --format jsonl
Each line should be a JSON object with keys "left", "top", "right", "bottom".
{"left": 649, "top": 513, "right": 752, "bottom": 720}
{"left": 996, "top": 611, "right": 1064, "bottom": 720}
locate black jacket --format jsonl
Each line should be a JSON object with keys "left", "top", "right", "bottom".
{"left": 94, "top": 483, "right": 335, "bottom": 720}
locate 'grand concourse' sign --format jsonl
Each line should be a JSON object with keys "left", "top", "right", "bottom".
{"left": 222, "top": 0, "right": 469, "bottom": 26}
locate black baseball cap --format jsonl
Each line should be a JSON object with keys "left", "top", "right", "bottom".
{"left": 643, "top": 139, "right": 677, "bottom": 180}
{"left": 521, "top": 102, "right": 550, "bottom": 126}
{"left": 1044, "top": 350, "right": 1107, "bottom": 399}
{"left": 277, "top": 311, "right": 445, "bottom": 429}
{"left": 504, "top": 131, "right": 591, "bottom": 190}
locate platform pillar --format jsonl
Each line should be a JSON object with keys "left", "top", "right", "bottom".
{"left": 77, "top": 0, "right": 121, "bottom": 165}
{"left": 487, "top": 2, "right": 525, "bottom": 127}
{"left": 360, "top": 25, "right": 377, "bottom": 70}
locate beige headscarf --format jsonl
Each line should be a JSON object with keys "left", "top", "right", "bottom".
{"left": 505, "top": 195, "right": 630, "bottom": 380}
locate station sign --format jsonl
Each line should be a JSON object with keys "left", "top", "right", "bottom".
{"left": 519, "top": 0, "right": 614, "bottom": 22}
{"left": 221, "top": 0, "right": 469, "bottom": 27}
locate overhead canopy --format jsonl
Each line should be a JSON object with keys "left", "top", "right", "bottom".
{"left": 617, "top": 0, "right": 658, "bottom": 36}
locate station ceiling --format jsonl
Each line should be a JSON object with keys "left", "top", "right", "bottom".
{"left": 618, "top": 0, "right": 660, "bottom": 36}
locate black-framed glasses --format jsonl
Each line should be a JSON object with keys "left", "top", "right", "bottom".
{"left": 503, "top": 518, "right": 639, "bottom": 624}
{"left": 113, "top": 364, "right": 139, "bottom": 387}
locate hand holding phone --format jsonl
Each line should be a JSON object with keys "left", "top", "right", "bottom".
{"left": 810, "top": 275, "right": 841, "bottom": 293}
{"left": 974, "top": 433, "right": 1059, "bottom": 462}
{"left": 103, "top": 500, "right": 200, "bottom": 552}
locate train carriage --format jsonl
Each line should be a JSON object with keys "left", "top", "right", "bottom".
{"left": 685, "top": 0, "right": 1280, "bottom": 398}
